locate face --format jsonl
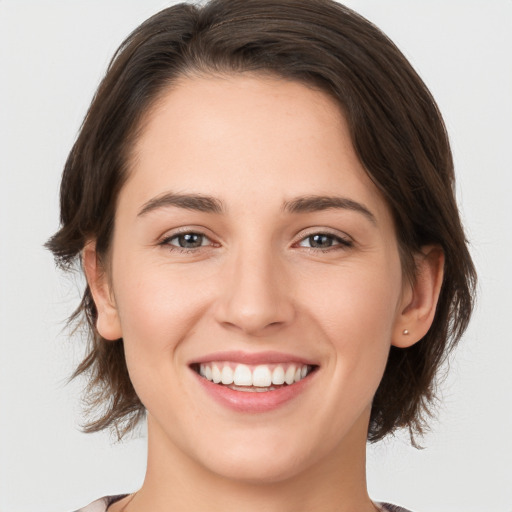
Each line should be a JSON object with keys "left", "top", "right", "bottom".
{"left": 94, "top": 74, "right": 412, "bottom": 482}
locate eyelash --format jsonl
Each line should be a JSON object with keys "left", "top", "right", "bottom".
{"left": 159, "top": 230, "right": 353, "bottom": 254}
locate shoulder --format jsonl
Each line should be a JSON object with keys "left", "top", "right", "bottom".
{"left": 73, "top": 495, "right": 128, "bottom": 512}
{"left": 377, "top": 503, "right": 414, "bottom": 512}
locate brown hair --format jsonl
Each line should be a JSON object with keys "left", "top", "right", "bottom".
{"left": 47, "top": 0, "right": 476, "bottom": 443}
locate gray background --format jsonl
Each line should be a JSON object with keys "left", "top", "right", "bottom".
{"left": 1, "top": 1, "right": 511, "bottom": 511}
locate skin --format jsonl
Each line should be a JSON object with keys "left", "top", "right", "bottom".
{"left": 84, "top": 74, "right": 444, "bottom": 512}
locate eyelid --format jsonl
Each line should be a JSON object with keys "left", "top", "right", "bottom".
{"left": 158, "top": 225, "right": 212, "bottom": 239}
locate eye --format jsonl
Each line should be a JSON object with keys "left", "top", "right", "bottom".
{"left": 163, "top": 232, "right": 212, "bottom": 250}
{"left": 297, "top": 233, "right": 352, "bottom": 250}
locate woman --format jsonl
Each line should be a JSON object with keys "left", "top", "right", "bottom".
{"left": 47, "top": 1, "right": 476, "bottom": 511}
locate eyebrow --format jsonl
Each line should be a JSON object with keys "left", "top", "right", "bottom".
{"left": 137, "top": 192, "right": 376, "bottom": 224}
{"left": 283, "top": 195, "right": 376, "bottom": 224}
{"left": 138, "top": 192, "right": 224, "bottom": 216}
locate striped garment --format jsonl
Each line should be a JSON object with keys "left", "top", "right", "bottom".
{"left": 75, "top": 495, "right": 413, "bottom": 511}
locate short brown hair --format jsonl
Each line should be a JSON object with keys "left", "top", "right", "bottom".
{"left": 47, "top": 0, "right": 476, "bottom": 443}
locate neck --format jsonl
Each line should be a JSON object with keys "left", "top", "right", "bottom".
{"left": 118, "top": 410, "right": 376, "bottom": 512}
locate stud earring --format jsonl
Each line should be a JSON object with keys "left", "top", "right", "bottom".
{"left": 403, "top": 329, "right": 410, "bottom": 335}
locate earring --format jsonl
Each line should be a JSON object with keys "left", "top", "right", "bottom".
{"left": 402, "top": 329, "right": 410, "bottom": 335}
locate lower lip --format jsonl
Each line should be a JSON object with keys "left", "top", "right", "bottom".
{"left": 193, "top": 370, "right": 316, "bottom": 413}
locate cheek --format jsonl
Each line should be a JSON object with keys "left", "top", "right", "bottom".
{"left": 302, "top": 258, "right": 402, "bottom": 389}
{"left": 111, "top": 260, "right": 212, "bottom": 371}
{"left": 303, "top": 257, "right": 402, "bottom": 338}
{"left": 110, "top": 267, "right": 211, "bottom": 420}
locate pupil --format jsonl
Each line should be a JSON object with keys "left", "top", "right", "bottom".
{"left": 310, "top": 234, "right": 332, "bottom": 248}
{"left": 179, "top": 233, "right": 202, "bottom": 248}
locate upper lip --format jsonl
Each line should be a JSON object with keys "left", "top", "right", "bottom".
{"left": 189, "top": 350, "right": 318, "bottom": 366}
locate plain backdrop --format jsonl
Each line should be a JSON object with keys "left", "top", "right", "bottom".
{"left": 1, "top": 1, "right": 511, "bottom": 511}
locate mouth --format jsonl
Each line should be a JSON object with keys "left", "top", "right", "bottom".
{"left": 190, "top": 361, "right": 317, "bottom": 393}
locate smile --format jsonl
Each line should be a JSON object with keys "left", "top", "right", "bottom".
{"left": 190, "top": 352, "right": 318, "bottom": 412}
{"left": 194, "top": 362, "right": 314, "bottom": 392}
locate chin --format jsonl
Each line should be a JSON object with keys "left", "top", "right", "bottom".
{"left": 187, "top": 426, "right": 330, "bottom": 485}
{"left": 201, "top": 449, "right": 311, "bottom": 485}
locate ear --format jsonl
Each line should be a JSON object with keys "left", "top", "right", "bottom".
{"left": 82, "top": 240, "right": 122, "bottom": 341}
{"left": 392, "top": 245, "right": 445, "bottom": 348}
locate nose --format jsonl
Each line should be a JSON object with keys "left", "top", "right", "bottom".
{"left": 214, "top": 246, "right": 295, "bottom": 336}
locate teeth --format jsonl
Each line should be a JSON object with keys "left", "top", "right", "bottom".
{"left": 197, "top": 362, "right": 312, "bottom": 388}
{"left": 252, "top": 365, "right": 272, "bottom": 387}
{"left": 233, "top": 364, "right": 252, "bottom": 386}
{"left": 212, "top": 364, "right": 222, "bottom": 384}
{"left": 230, "top": 384, "right": 278, "bottom": 392}
{"left": 272, "top": 366, "right": 285, "bottom": 385}
{"left": 221, "top": 366, "right": 234, "bottom": 385}
{"left": 285, "top": 365, "right": 296, "bottom": 385}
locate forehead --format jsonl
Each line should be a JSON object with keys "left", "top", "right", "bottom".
{"left": 121, "top": 73, "right": 391, "bottom": 225}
